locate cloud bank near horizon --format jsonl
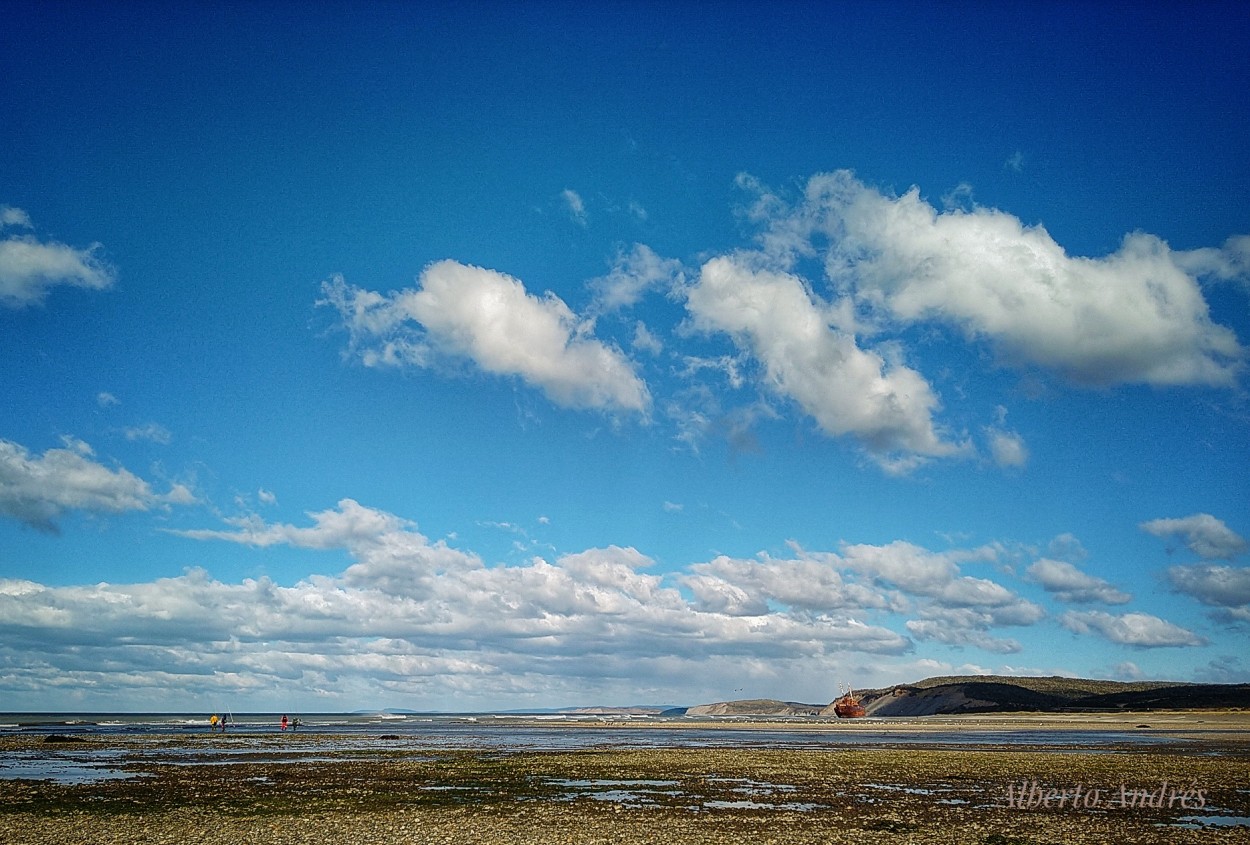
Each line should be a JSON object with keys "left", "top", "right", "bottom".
{"left": 1, "top": 497, "right": 1232, "bottom": 710}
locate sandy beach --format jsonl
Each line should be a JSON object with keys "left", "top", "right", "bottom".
{"left": 3, "top": 711, "right": 1248, "bottom": 844}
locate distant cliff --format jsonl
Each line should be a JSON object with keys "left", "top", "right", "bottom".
{"left": 690, "top": 675, "right": 1250, "bottom": 717}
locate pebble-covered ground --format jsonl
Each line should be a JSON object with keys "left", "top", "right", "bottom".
{"left": 2, "top": 731, "right": 1248, "bottom": 844}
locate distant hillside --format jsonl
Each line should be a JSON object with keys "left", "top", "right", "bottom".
{"left": 686, "top": 698, "right": 824, "bottom": 717}
{"left": 561, "top": 706, "right": 677, "bottom": 716}
{"left": 907, "top": 675, "right": 1176, "bottom": 697}
{"left": 858, "top": 675, "right": 1250, "bottom": 716}
{"left": 691, "top": 676, "right": 1250, "bottom": 717}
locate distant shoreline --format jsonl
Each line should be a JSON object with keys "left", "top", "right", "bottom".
{"left": 566, "top": 708, "right": 1250, "bottom": 729}
{"left": 4, "top": 707, "right": 1248, "bottom": 734}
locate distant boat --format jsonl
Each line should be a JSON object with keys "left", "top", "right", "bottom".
{"left": 833, "top": 685, "right": 866, "bottom": 719}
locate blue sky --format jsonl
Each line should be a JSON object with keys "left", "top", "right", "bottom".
{"left": 2, "top": 1, "right": 1248, "bottom": 712}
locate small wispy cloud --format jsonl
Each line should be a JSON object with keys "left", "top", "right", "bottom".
{"left": 588, "top": 243, "right": 684, "bottom": 313}
{"left": 1, "top": 206, "right": 33, "bottom": 228}
{"left": 123, "top": 422, "right": 172, "bottom": 445}
{"left": 633, "top": 322, "right": 663, "bottom": 356}
{"left": 985, "top": 406, "right": 1027, "bottom": 468}
{"left": 561, "top": 189, "right": 587, "bottom": 227}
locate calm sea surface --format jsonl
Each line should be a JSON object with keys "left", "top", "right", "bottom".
{"left": 0, "top": 710, "right": 1199, "bottom": 750}
{"left": 0, "top": 711, "right": 1223, "bottom": 784}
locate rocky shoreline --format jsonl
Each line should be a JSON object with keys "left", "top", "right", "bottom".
{"left": 3, "top": 722, "right": 1248, "bottom": 843}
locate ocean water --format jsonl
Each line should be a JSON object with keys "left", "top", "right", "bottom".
{"left": 0, "top": 710, "right": 1193, "bottom": 751}
{"left": 0, "top": 711, "right": 1218, "bottom": 787}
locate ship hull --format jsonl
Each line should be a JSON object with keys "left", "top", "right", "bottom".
{"left": 833, "top": 696, "right": 866, "bottom": 718}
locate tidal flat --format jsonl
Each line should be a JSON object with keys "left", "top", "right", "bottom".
{"left": 2, "top": 716, "right": 1249, "bottom": 844}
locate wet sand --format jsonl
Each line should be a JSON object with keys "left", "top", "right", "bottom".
{"left": 598, "top": 707, "right": 1250, "bottom": 728}
{"left": 3, "top": 711, "right": 1248, "bottom": 844}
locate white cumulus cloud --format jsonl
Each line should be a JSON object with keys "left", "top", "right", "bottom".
{"left": 684, "top": 551, "right": 895, "bottom": 616}
{"left": 737, "top": 171, "right": 1244, "bottom": 388}
{"left": 1026, "top": 558, "right": 1130, "bottom": 604}
{"left": 1167, "top": 564, "right": 1250, "bottom": 619}
{"left": 1140, "top": 513, "right": 1248, "bottom": 560}
{"left": 684, "top": 255, "right": 965, "bottom": 471}
{"left": 682, "top": 540, "right": 1043, "bottom": 655}
{"left": 0, "top": 437, "right": 162, "bottom": 531}
{"left": 1060, "top": 610, "right": 1204, "bottom": 647}
{"left": 319, "top": 262, "right": 650, "bottom": 415}
{"left": 808, "top": 171, "right": 1244, "bottom": 387}
{"left": 905, "top": 616, "right": 1022, "bottom": 654}
{"left": 0, "top": 206, "right": 116, "bottom": 308}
